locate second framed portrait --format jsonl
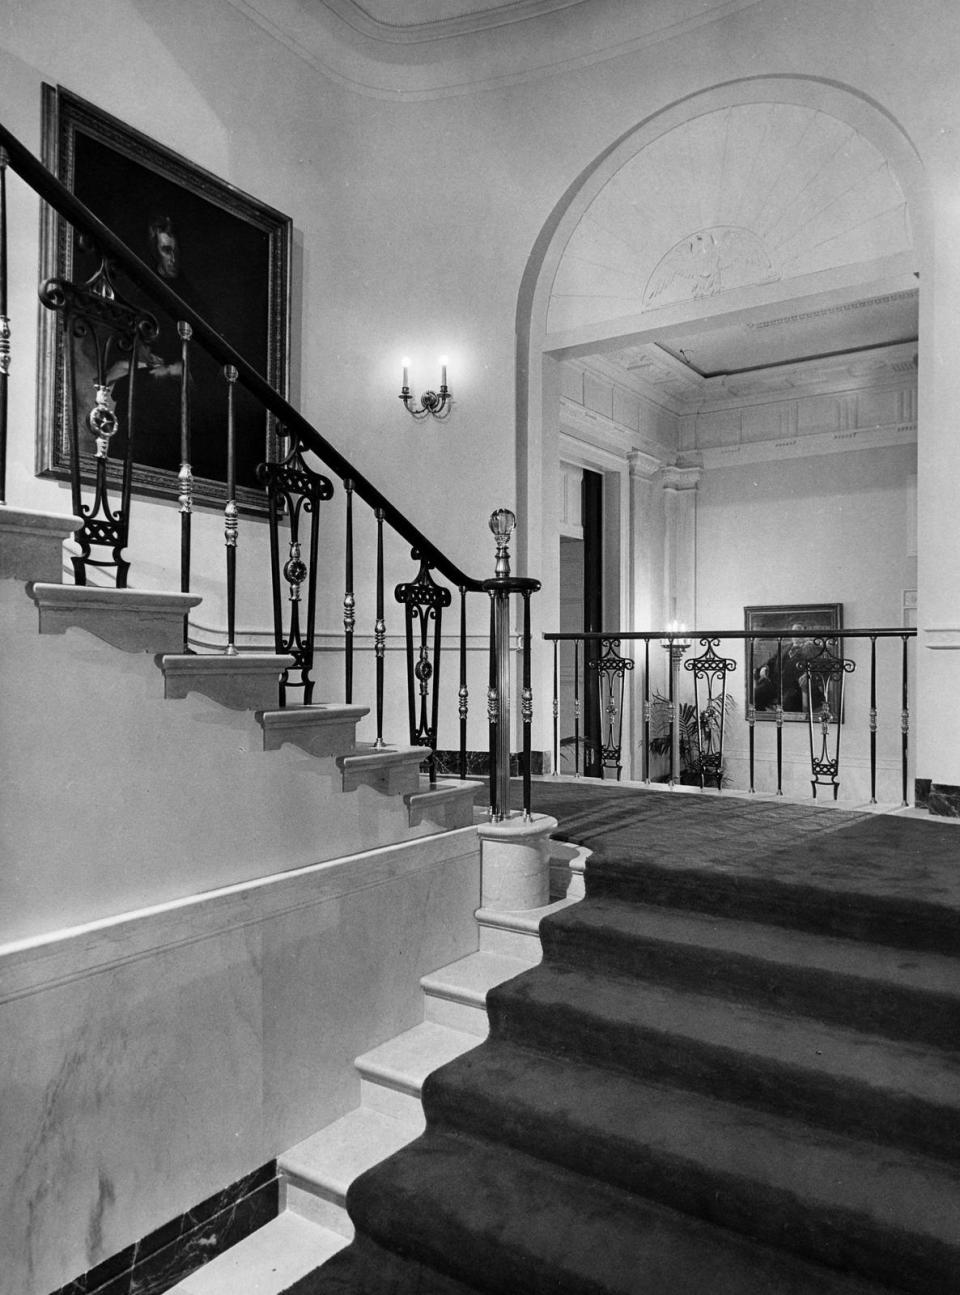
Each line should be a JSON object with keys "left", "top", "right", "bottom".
{"left": 744, "top": 603, "right": 844, "bottom": 722}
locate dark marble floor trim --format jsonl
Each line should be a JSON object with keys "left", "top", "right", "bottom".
{"left": 928, "top": 783, "right": 960, "bottom": 818}
{"left": 51, "top": 1161, "right": 279, "bottom": 1295}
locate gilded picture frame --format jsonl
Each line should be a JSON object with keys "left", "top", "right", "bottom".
{"left": 744, "top": 603, "right": 844, "bottom": 723}
{"left": 36, "top": 84, "right": 291, "bottom": 512}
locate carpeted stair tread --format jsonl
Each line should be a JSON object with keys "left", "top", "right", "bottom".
{"left": 341, "top": 1128, "right": 893, "bottom": 1295}
{"left": 489, "top": 962, "right": 960, "bottom": 1161}
{"left": 539, "top": 896, "right": 960, "bottom": 1045}
{"left": 422, "top": 1036, "right": 960, "bottom": 1293}
{"left": 583, "top": 818, "right": 960, "bottom": 956}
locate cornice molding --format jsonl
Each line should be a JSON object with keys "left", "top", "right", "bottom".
{"left": 224, "top": 0, "right": 763, "bottom": 100}
{"left": 699, "top": 420, "right": 916, "bottom": 470}
{"left": 559, "top": 394, "right": 674, "bottom": 467}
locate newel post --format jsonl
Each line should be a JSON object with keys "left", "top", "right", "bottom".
{"left": 483, "top": 508, "right": 540, "bottom": 822}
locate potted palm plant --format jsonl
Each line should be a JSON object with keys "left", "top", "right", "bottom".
{"left": 648, "top": 692, "right": 735, "bottom": 786}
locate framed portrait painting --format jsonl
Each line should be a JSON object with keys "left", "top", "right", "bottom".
{"left": 36, "top": 85, "right": 291, "bottom": 512}
{"left": 744, "top": 603, "right": 844, "bottom": 723}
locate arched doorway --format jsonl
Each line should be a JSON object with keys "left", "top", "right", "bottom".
{"left": 517, "top": 76, "right": 924, "bottom": 790}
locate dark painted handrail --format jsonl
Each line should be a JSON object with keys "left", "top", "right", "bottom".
{"left": 0, "top": 122, "right": 484, "bottom": 594}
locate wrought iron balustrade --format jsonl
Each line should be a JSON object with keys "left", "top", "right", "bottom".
{"left": 546, "top": 628, "right": 916, "bottom": 804}
{"left": 0, "top": 122, "right": 540, "bottom": 820}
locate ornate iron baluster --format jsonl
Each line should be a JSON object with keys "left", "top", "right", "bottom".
{"left": 683, "top": 638, "right": 737, "bottom": 790}
{"left": 801, "top": 637, "right": 856, "bottom": 799}
{"left": 177, "top": 323, "right": 193, "bottom": 588}
{"left": 869, "top": 635, "right": 878, "bottom": 804}
{"left": 587, "top": 638, "right": 635, "bottom": 781}
{"left": 487, "top": 593, "right": 499, "bottom": 817}
{"left": 258, "top": 431, "right": 333, "bottom": 704}
{"left": 642, "top": 637, "right": 651, "bottom": 784}
{"left": 344, "top": 479, "right": 355, "bottom": 704}
{"left": 552, "top": 639, "right": 559, "bottom": 777}
{"left": 775, "top": 637, "right": 784, "bottom": 795}
{"left": 223, "top": 364, "right": 239, "bottom": 654}
{"left": 901, "top": 633, "right": 910, "bottom": 807}
{"left": 520, "top": 590, "right": 534, "bottom": 815}
{"left": 0, "top": 145, "right": 9, "bottom": 504}
{"left": 395, "top": 553, "right": 452, "bottom": 784}
{"left": 40, "top": 251, "right": 158, "bottom": 586}
{"left": 374, "top": 508, "right": 386, "bottom": 748}
{"left": 458, "top": 587, "right": 469, "bottom": 780}
{"left": 573, "top": 639, "right": 581, "bottom": 777}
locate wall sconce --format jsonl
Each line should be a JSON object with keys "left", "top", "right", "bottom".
{"left": 400, "top": 356, "right": 452, "bottom": 419}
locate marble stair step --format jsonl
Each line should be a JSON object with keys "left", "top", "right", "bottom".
{"left": 28, "top": 582, "right": 201, "bottom": 653}
{"left": 160, "top": 653, "right": 295, "bottom": 711}
{"left": 355, "top": 1020, "right": 480, "bottom": 1124}
{"left": 475, "top": 898, "right": 578, "bottom": 961}
{"left": 343, "top": 1127, "right": 891, "bottom": 1295}
{"left": 404, "top": 777, "right": 483, "bottom": 829}
{"left": 490, "top": 962, "right": 960, "bottom": 1164}
{"left": 421, "top": 949, "right": 534, "bottom": 1037}
{"left": 258, "top": 704, "right": 370, "bottom": 756}
{"left": 336, "top": 744, "right": 427, "bottom": 796}
{"left": 167, "top": 1211, "right": 347, "bottom": 1295}
{"left": 423, "top": 1036, "right": 960, "bottom": 1294}
{"left": 280, "top": 1107, "right": 420, "bottom": 1237}
{"left": 540, "top": 897, "right": 960, "bottom": 1047}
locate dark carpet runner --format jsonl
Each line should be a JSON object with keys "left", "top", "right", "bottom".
{"left": 285, "top": 785, "right": 960, "bottom": 1294}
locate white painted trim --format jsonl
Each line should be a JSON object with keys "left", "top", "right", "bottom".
{"left": 699, "top": 421, "right": 917, "bottom": 469}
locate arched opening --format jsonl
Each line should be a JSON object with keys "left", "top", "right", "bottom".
{"left": 517, "top": 76, "right": 925, "bottom": 796}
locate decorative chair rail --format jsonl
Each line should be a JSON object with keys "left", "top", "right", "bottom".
{"left": 0, "top": 124, "right": 540, "bottom": 820}
{"left": 545, "top": 629, "right": 916, "bottom": 804}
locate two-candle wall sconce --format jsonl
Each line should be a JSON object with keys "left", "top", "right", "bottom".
{"left": 400, "top": 357, "right": 452, "bottom": 418}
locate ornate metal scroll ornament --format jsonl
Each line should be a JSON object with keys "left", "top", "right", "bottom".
{"left": 395, "top": 554, "right": 452, "bottom": 770}
{"left": 0, "top": 313, "right": 10, "bottom": 377}
{"left": 487, "top": 686, "right": 499, "bottom": 725}
{"left": 39, "top": 255, "right": 159, "bottom": 587}
{"left": 588, "top": 638, "right": 635, "bottom": 779}
{"left": 683, "top": 638, "right": 737, "bottom": 789}
{"left": 258, "top": 438, "right": 334, "bottom": 704}
{"left": 800, "top": 639, "right": 856, "bottom": 799}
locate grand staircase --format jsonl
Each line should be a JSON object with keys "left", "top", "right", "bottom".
{"left": 284, "top": 789, "right": 960, "bottom": 1294}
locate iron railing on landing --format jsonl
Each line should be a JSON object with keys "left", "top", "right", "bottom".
{"left": 546, "top": 629, "right": 917, "bottom": 804}
{"left": 0, "top": 124, "right": 540, "bottom": 821}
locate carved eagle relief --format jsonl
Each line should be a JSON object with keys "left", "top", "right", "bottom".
{"left": 644, "top": 227, "right": 780, "bottom": 308}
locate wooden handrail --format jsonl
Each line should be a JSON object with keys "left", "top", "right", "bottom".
{"left": 0, "top": 121, "right": 485, "bottom": 593}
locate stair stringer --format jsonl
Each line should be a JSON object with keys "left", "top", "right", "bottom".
{"left": 0, "top": 572, "right": 473, "bottom": 945}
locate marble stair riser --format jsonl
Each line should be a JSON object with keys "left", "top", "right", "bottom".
{"left": 488, "top": 970, "right": 960, "bottom": 1166}
{"left": 539, "top": 903, "right": 960, "bottom": 1049}
{"left": 420, "top": 1040, "right": 960, "bottom": 1295}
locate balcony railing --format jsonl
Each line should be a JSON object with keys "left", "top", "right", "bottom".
{"left": 546, "top": 629, "right": 916, "bottom": 805}
{"left": 0, "top": 125, "right": 539, "bottom": 820}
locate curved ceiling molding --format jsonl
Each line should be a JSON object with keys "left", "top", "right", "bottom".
{"left": 547, "top": 102, "right": 914, "bottom": 335}
{"left": 223, "top": 0, "right": 765, "bottom": 100}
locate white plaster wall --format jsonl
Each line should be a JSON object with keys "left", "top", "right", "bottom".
{"left": 694, "top": 444, "right": 916, "bottom": 803}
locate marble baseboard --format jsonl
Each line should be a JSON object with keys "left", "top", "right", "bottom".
{"left": 51, "top": 1163, "right": 278, "bottom": 1295}
{"left": 433, "top": 751, "right": 545, "bottom": 778}
{"left": 915, "top": 778, "right": 932, "bottom": 808}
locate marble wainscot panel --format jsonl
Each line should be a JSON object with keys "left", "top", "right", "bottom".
{"left": 0, "top": 828, "right": 481, "bottom": 1295}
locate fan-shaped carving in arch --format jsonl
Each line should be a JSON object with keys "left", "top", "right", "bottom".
{"left": 547, "top": 102, "right": 913, "bottom": 335}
